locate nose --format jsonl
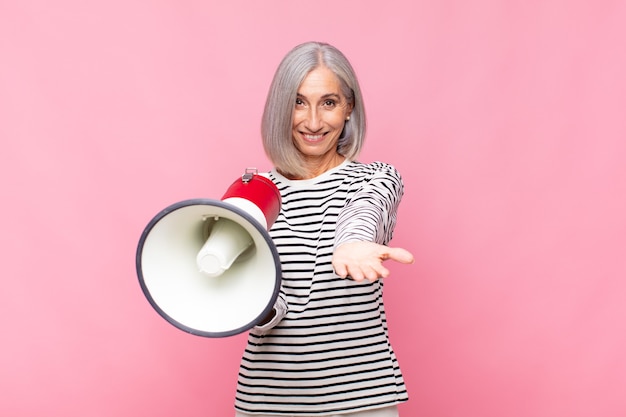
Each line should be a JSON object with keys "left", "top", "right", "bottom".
{"left": 304, "top": 106, "right": 323, "bottom": 132}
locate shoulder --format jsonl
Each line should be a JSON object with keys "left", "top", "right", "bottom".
{"left": 343, "top": 161, "right": 403, "bottom": 184}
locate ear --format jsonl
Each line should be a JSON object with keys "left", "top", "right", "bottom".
{"left": 345, "top": 102, "right": 354, "bottom": 120}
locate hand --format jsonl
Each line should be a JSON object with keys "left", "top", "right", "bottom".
{"left": 332, "top": 241, "right": 414, "bottom": 282}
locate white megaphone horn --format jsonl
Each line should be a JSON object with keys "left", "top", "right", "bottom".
{"left": 136, "top": 168, "right": 282, "bottom": 337}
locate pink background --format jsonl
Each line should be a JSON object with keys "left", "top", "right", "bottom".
{"left": 2, "top": 1, "right": 625, "bottom": 416}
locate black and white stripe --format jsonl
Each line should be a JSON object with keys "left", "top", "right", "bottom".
{"left": 235, "top": 160, "right": 408, "bottom": 415}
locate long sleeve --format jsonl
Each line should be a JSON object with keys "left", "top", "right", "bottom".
{"left": 334, "top": 162, "right": 404, "bottom": 247}
{"left": 249, "top": 292, "right": 288, "bottom": 335}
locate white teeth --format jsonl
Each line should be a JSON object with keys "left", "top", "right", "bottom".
{"left": 304, "top": 134, "right": 323, "bottom": 140}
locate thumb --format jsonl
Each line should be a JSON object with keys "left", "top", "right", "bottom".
{"left": 385, "top": 247, "right": 415, "bottom": 265}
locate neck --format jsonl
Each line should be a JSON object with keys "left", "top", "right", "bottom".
{"left": 284, "top": 154, "right": 346, "bottom": 180}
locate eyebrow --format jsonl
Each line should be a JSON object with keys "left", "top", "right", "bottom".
{"left": 296, "top": 93, "right": 342, "bottom": 100}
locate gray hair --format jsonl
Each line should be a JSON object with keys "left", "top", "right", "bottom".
{"left": 262, "top": 42, "right": 366, "bottom": 178}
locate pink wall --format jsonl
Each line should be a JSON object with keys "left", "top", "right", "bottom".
{"left": 2, "top": 1, "right": 625, "bottom": 416}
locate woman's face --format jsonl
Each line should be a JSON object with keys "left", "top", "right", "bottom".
{"left": 291, "top": 66, "right": 353, "bottom": 172}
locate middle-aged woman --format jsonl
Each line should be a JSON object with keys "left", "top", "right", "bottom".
{"left": 234, "top": 41, "right": 414, "bottom": 417}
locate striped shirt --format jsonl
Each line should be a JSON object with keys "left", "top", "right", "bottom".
{"left": 235, "top": 160, "right": 409, "bottom": 416}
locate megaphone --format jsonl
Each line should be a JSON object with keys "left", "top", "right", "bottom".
{"left": 136, "top": 169, "right": 282, "bottom": 337}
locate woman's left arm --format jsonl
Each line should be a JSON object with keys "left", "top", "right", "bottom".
{"left": 332, "top": 163, "right": 414, "bottom": 282}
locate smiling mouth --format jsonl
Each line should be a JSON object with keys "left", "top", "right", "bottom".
{"left": 302, "top": 133, "right": 326, "bottom": 142}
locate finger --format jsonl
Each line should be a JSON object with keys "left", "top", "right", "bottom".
{"left": 333, "top": 262, "right": 349, "bottom": 279}
{"left": 385, "top": 247, "right": 415, "bottom": 265}
{"left": 373, "top": 264, "right": 391, "bottom": 280}
{"left": 353, "top": 261, "right": 389, "bottom": 282}
{"left": 347, "top": 264, "right": 365, "bottom": 282}
{"left": 363, "top": 265, "right": 381, "bottom": 282}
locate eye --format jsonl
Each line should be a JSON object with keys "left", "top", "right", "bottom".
{"left": 322, "top": 99, "right": 336, "bottom": 108}
{"left": 295, "top": 97, "right": 306, "bottom": 107}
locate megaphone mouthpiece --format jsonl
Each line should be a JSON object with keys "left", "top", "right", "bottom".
{"left": 196, "top": 217, "right": 254, "bottom": 277}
